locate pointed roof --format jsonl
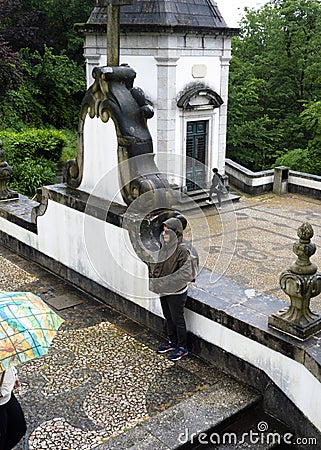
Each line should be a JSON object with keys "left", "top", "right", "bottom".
{"left": 80, "top": 0, "right": 238, "bottom": 36}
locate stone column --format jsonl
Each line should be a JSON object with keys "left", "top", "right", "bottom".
{"left": 218, "top": 40, "right": 232, "bottom": 172}
{"left": 273, "top": 166, "right": 289, "bottom": 195}
{"left": 155, "top": 56, "right": 179, "bottom": 183}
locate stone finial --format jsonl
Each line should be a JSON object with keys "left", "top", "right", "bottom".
{"left": 0, "top": 139, "right": 18, "bottom": 200}
{"left": 268, "top": 222, "right": 321, "bottom": 339}
{"left": 290, "top": 222, "right": 317, "bottom": 275}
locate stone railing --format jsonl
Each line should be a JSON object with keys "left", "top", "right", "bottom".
{"left": 225, "top": 158, "right": 321, "bottom": 198}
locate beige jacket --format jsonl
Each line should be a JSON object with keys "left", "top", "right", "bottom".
{"left": 0, "top": 367, "right": 17, "bottom": 405}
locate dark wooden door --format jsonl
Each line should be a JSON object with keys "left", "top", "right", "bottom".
{"left": 186, "top": 120, "right": 207, "bottom": 191}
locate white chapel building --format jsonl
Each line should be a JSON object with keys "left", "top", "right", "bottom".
{"left": 77, "top": 0, "right": 238, "bottom": 194}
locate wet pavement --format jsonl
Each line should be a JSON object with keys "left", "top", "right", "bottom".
{"left": 1, "top": 191, "right": 321, "bottom": 449}
{"left": 186, "top": 191, "right": 321, "bottom": 310}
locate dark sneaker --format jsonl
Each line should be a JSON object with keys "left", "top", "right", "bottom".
{"left": 157, "top": 340, "right": 176, "bottom": 354}
{"left": 168, "top": 347, "right": 188, "bottom": 361}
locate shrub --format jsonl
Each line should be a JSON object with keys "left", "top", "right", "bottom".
{"left": 275, "top": 148, "right": 321, "bottom": 175}
{"left": 10, "top": 156, "right": 57, "bottom": 197}
{"left": 59, "top": 129, "right": 77, "bottom": 161}
{"left": 0, "top": 128, "right": 67, "bottom": 197}
{"left": 0, "top": 128, "right": 66, "bottom": 163}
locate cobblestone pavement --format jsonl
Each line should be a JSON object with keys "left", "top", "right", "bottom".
{"left": 186, "top": 191, "right": 321, "bottom": 311}
{"left": 1, "top": 191, "right": 321, "bottom": 449}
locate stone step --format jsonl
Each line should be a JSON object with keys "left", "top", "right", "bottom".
{"left": 0, "top": 193, "right": 37, "bottom": 232}
{"left": 187, "top": 403, "right": 297, "bottom": 449}
{"left": 172, "top": 188, "right": 241, "bottom": 212}
{"left": 96, "top": 376, "right": 263, "bottom": 450}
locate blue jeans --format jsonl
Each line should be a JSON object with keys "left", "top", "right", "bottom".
{"left": 209, "top": 185, "right": 222, "bottom": 207}
{"left": 160, "top": 291, "right": 187, "bottom": 348}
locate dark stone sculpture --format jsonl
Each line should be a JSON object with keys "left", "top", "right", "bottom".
{"left": 65, "top": 64, "right": 173, "bottom": 209}
{"left": 0, "top": 140, "right": 18, "bottom": 201}
{"left": 268, "top": 223, "right": 321, "bottom": 339}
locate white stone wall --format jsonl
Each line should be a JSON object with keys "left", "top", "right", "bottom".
{"left": 185, "top": 309, "right": 321, "bottom": 433}
{"left": 36, "top": 200, "right": 160, "bottom": 313}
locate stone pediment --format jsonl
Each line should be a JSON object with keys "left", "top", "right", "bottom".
{"left": 177, "top": 85, "right": 223, "bottom": 110}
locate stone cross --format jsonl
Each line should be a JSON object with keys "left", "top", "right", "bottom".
{"left": 98, "top": 0, "right": 133, "bottom": 66}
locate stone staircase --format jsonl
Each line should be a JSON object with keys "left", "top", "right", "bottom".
{"left": 172, "top": 188, "right": 241, "bottom": 212}
{"left": 97, "top": 379, "right": 297, "bottom": 450}
{"left": 187, "top": 402, "right": 297, "bottom": 449}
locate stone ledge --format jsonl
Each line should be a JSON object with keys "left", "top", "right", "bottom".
{"left": 33, "top": 184, "right": 126, "bottom": 227}
{"left": 0, "top": 194, "right": 38, "bottom": 233}
{"left": 189, "top": 270, "right": 321, "bottom": 376}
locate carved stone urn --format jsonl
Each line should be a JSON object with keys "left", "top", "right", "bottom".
{"left": 268, "top": 222, "right": 321, "bottom": 339}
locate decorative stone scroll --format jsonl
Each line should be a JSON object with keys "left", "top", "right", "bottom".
{"left": 268, "top": 223, "right": 321, "bottom": 339}
{"left": 0, "top": 140, "right": 18, "bottom": 201}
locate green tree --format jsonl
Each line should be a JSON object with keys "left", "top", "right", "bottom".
{"left": 37, "top": 0, "right": 93, "bottom": 62}
{"left": 0, "top": 39, "right": 24, "bottom": 98}
{"left": 276, "top": 100, "right": 321, "bottom": 173}
{"left": 0, "top": 47, "right": 86, "bottom": 129}
{"left": 227, "top": 0, "right": 321, "bottom": 173}
{"left": 0, "top": 0, "right": 93, "bottom": 129}
{"left": 0, "top": 0, "right": 93, "bottom": 61}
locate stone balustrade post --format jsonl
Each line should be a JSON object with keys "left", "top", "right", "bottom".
{"left": 268, "top": 222, "right": 321, "bottom": 339}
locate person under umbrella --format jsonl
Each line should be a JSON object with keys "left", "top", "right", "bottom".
{"left": 0, "top": 367, "right": 26, "bottom": 450}
{"left": 0, "top": 290, "right": 64, "bottom": 449}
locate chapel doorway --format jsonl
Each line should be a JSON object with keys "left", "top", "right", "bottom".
{"left": 186, "top": 120, "right": 207, "bottom": 191}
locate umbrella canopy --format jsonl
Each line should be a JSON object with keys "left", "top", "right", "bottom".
{"left": 0, "top": 291, "right": 64, "bottom": 372}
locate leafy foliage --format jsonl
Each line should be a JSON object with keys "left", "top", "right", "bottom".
{"left": 0, "top": 47, "right": 86, "bottom": 130}
{"left": 0, "top": 39, "right": 24, "bottom": 98}
{"left": 59, "top": 129, "right": 78, "bottom": 161}
{"left": 0, "top": 0, "right": 49, "bottom": 53}
{"left": 227, "top": 0, "right": 321, "bottom": 174}
{"left": 0, "top": 0, "right": 90, "bottom": 130}
{"left": 0, "top": 0, "right": 93, "bottom": 60}
{"left": 0, "top": 0, "right": 89, "bottom": 194}
{"left": 274, "top": 148, "right": 315, "bottom": 173}
{"left": 10, "top": 157, "right": 57, "bottom": 197}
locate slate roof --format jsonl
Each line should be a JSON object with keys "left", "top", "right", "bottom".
{"left": 81, "top": 0, "right": 238, "bottom": 35}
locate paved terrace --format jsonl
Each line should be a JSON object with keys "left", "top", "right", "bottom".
{"left": 1, "top": 191, "right": 320, "bottom": 449}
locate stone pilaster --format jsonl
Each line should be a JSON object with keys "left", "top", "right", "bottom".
{"left": 218, "top": 44, "right": 232, "bottom": 172}
{"left": 155, "top": 56, "right": 179, "bottom": 181}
